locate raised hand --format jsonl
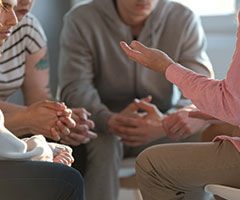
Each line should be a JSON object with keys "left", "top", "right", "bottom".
{"left": 120, "top": 41, "right": 174, "bottom": 74}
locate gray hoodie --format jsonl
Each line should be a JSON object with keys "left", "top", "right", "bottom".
{"left": 58, "top": 0, "right": 213, "bottom": 134}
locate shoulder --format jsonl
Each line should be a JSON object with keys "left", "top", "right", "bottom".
{"left": 168, "top": 2, "right": 200, "bottom": 25}
{"left": 12, "top": 13, "right": 47, "bottom": 41}
{"left": 15, "top": 13, "right": 42, "bottom": 30}
{"left": 65, "top": 2, "right": 98, "bottom": 25}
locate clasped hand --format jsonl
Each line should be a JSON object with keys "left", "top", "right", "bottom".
{"left": 26, "top": 101, "right": 97, "bottom": 145}
{"left": 108, "top": 97, "right": 166, "bottom": 147}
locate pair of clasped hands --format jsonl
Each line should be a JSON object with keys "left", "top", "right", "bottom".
{"left": 22, "top": 100, "right": 97, "bottom": 165}
{"left": 108, "top": 96, "right": 206, "bottom": 147}
{"left": 25, "top": 100, "right": 97, "bottom": 145}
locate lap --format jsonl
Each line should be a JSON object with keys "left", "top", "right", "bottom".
{"left": 0, "top": 161, "right": 84, "bottom": 200}
{"left": 137, "top": 140, "right": 240, "bottom": 188}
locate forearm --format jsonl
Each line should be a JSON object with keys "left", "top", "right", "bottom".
{"left": 23, "top": 47, "right": 52, "bottom": 105}
{"left": 4, "top": 108, "right": 30, "bottom": 137}
{"left": 0, "top": 101, "right": 26, "bottom": 113}
{"left": 0, "top": 102, "right": 38, "bottom": 136}
{"left": 24, "top": 89, "right": 52, "bottom": 106}
{"left": 166, "top": 64, "right": 240, "bottom": 126}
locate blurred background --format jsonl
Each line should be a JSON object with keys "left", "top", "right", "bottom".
{"left": 10, "top": 0, "right": 240, "bottom": 102}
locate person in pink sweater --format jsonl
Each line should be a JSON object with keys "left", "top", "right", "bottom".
{"left": 120, "top": 11, "right": 240, "bottom": 200}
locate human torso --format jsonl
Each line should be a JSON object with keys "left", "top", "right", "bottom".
{"left": 68, "top": 0, "right": 211, "bottom": 112}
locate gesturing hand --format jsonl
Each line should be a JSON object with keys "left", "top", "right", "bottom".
{"left": 120, "top": 41, "right": 174, "bottom": 74}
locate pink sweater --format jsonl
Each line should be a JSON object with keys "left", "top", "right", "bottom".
{"left": 165, "top": 13, "right": 240, "bottom": 150}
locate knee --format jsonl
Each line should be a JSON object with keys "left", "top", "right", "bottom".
{"left": 135, "top": 148, "right": 153, "bottom": 177}
{"left": 64, "top": 166, "right": 84, "bottom": 190}
{"left": 61, "top": 166, "right": 85, "bottom": 200}
{"left": 135, "top": 146, "right": 166, "bottom": 181}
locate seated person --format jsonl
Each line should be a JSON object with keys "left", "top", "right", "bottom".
{"left": 120, "top": 10, "right": 240, "bottom": 199}
{"left": 0, "top": 0, "right": 96, "bottom": 144}
{"left": 0, "top": 109, "right": 73, "bottom": 165}
{"left": 58, "top": 0, "right": 213, "bottom": 199}
{"left": 0, "top": 1, "right": 84, "bottom": 200}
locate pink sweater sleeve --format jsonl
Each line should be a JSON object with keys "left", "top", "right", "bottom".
{"left": 165, "top": 13, "right": 240, "bottom": 126}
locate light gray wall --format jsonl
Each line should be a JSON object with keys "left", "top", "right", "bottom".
{"left": 9, "top": 0, "right": 71, "bottom": 103}
{"left": 202, "top": 15, "right": 237, "bottom": 79}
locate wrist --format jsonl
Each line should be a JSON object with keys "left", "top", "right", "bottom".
{"left": 107, "top": 114, "right": 116, "bottom": 132}
{"left": 163, "top": 60, "right": 174, "bottom": 74}
{"left": 4, "top": 107, "right": 31, "bottom": 136}
{"left": 94, "top": 110, "right": 112, "bottom": 134}
{"left": 158, "top": 122, "right": 167, "bottom": 138}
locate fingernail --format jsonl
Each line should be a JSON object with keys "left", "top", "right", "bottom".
{"left": 56, "top": 135, "right": 61, "bottom": 141}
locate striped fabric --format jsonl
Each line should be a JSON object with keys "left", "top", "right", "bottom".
{"left": 0, "top": 13, "right": 47, "bottom": 100}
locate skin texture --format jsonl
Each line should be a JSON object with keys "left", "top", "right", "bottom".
{"left": 0, "top": 0, "right": 17, "bottom": 46}
{"left": 120, "top": 41, "right": 174, "bottom": 74}
{"left": 0, "top": 0, "right": 97, "bottom": 145}
{"left": 115, "top": 40, "right": 209, "bottom": 145}
{"left": 0, "top": 0, "right": 73, "bottom": 166}
{"left": 108, "top": 3, "right": 207, "bottom": 146}
{"left": 116, "top": 0, "right": 158, "bottom": 35}
{"left": 14, "top": 0, "right": 33, "bottom": 21}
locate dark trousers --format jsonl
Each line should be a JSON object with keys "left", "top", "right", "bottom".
{"left": 0, "top": 160, "right": 85, "bottom": 200}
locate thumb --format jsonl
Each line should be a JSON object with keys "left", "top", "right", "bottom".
{"left": 124, "top": 102, "right": 138, "bottom": 113}
{"left": 134, "top": 99, "right": 157, "bottom": 114}
{"left": 121, "top": 96, "right": 152, "bottom": 115}
{"left": 140, "top": 95, "right": 152, "bottom": 103}
{"left": 188, "top": 111, "right": 216, "bottom": 120}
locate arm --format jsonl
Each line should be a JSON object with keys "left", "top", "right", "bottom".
{"left": 16, "top": 15, "right": 77, "bottom": 139}
{"left": 0, "top": 111, "right": 44, "bottom": 161}
{"left": 169, "top": 12, "right": 214, "bottom": 110}
{"left": 166, "top": 10, "right": 240, "bottom": 125}
{"left": 120, "top": 11, "right": 240, "bottom": 126}
{"left": 177, "top": 12, "right": 213, "bottom": 77}
{"left": 160, "top": 14, "right": 213, "bottom": 138}
{"left": 58, "top": 14, "right": 112, "bottom": 133}
{"left": 22, "top": 47, "right": 52, "bottom": 105}
{"left": 4, "top": 100, "right": 68, "bottom": 140}
{"left": 20, "top": 16, "right": 94, "bottom": 144}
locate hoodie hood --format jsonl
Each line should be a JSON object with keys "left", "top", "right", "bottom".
{"left": 92, "top": 0, "right": 174, "bottom": 45}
